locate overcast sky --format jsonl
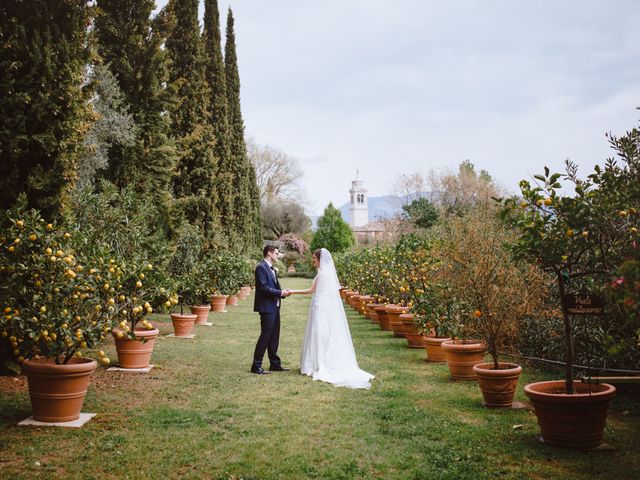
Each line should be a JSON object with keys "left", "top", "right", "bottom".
{"left": 156, "top": 0, "right": 640, "bottom": 215}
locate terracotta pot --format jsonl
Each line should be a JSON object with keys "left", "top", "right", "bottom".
{"left": 114, "top": 328, "right": 159, "bottom": 369}
{"left": 441, "top": 340, "right": 486, "bottom": 380}
{"left": 171, "top": 313, "right": 197, "bottom": 336}
{"left": 423, "top": 337, "right": 451, "bottom": 362}
{"left": 524, "top": 380, "right": 616, "bottom": 449}
{"left": 189, "top": 305, "right": 211, "bottom": 325}
{"left": 366, "top": 303, "right": 385, "bottom": 324}
{"left": 339, "top": 287, "right": 349, "bottom": 300}
{"left": 226, "top": 295, "right": 239, "bottom": 306}
{"left": 358, "top": 295, "right": 374, "bottom": 316}
{"left": 385, "top": 305, "right": 408, "bottom": 338}
{"left": 22, "top": 357, "right": 97, "bottom": 422}
{"left": 374, "top": 305, "right": 392, "bottom": 331}
{"left": 473, "top": 362, "right": 523, "bottom": 408}
{"left": 399, "top": 313, "right": 423, "bottom": 348}
{"left": 345, "top": 291, "right": 359, "bottom": 308}
{"left": 349, "top": 294, "right": 362, "bottom": 310}
{"left": 210, "top": 294, "right": 228, "bottom": 313}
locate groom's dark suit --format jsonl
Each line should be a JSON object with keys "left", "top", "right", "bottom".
{"left": 252, "top": 260, "right": 284, "bottom": 370}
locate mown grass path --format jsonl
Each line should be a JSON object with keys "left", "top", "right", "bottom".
{"left": 1, "top": 278, "right": 639, "bottom": 479}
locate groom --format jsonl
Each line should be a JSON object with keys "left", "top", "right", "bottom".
{"left": 251, "top": 245, "right": 291, "bottom": 374}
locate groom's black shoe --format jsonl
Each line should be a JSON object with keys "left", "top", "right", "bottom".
{"left": 269, "top": 365, "right": 290, "bottom": 372}
{"left": 250, "top": 366, "right": 270, "bottom": 375}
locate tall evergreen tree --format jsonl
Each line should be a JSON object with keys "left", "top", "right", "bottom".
{"left": 203, "top": 0, "right": 235, "bottom": 238}
{"left": 166, "top": 0, "right": 222, "bottom": 248}
{"left": 311, "top": 203, "right": 355, "bottom": 253}
{"left": 247, "top": 161, "right": 263, "bottom": 246}
{"left": 225, "top": 8, "right": 262, "bottom": 249}
{"left": 0, "top": 0, "right": 93, "bottom": 217}
{"left": 94, "top": 0, "right": 177, "bottom": 206}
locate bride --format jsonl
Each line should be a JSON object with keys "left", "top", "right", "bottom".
{"left": 290, "top": 248, "right": 374, "bottom": 389}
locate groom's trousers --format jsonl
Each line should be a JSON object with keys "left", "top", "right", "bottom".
{"left": 252, "top": 309, "right": 282, "bottom": 369}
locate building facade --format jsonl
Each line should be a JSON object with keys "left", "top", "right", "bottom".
{"left": 348, "top": 174, "right": 388, "bottom": 244}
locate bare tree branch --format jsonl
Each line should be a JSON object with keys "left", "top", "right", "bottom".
{"left": 246, "top": 136, "right": 303, "bottom": 203}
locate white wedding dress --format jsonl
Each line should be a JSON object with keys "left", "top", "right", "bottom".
{"left": 299, "top": 248, "right": 374, "bottom": 389}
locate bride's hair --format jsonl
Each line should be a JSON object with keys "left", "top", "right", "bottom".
{"left": 312, "top": 249, "right": 322, "bottom": 260}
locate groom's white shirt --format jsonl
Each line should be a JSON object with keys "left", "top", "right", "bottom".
{"left": 264, "top": 259, "right": 277, "bottom": 280}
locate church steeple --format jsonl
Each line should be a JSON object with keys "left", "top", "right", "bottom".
{"left": 349, "top": 172, "right": 368, "bottom": 228}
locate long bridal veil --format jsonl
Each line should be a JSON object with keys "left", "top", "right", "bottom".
{"left": 300, "top": 248, "right": 374, "bottom": 389}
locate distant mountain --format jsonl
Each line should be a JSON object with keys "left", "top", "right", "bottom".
{"left": 338, "top": 195, "right": 404, "bottom": 224}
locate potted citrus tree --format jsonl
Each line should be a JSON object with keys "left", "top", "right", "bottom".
{"left": 431, "top": 219, "right": 486, "bottom": 380}
{"left": 501, "top": 133, "right": 639, "bottom": 447}
{"left": 412, "top": 286, "right": 454, "bottom": 363}
{"left": 167, "top": 225, "right": 204, "bottom": 331}
{"left": 208, "top": 254, "right": 230, "bottom": 313}
{"left": 440, "top": 211, "right": 548, "bottom": 407}
{"left": 110, "top": 259, "right": 175, "bottom": 368}
{"left": 209, "top": 253, "right": 247, "bottom": 312}
{"left": 0, "top": 206, "right": 117, "bottom": 422}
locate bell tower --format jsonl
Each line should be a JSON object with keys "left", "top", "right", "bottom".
{"left": 349, "top": 171, "right": 368, "bottom": 228}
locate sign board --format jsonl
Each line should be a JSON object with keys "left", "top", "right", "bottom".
{"left": 562, "top": 294, "right": 605, "bottom": 315}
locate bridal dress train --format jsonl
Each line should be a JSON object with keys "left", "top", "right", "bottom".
{"left": 299, "top": 248, "right": 374, "bottom": 389}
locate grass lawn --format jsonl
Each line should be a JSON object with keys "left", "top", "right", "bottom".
{"left": 1, "top": 277, "right": 639, "bottom": 479}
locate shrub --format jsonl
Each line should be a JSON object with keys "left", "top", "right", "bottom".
{"left": 278, "top": 233, "right": 309, "bottom": 255}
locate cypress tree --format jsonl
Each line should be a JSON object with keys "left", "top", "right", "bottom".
{"left": 225, "top": 8, "right": 262, "bottom": 250}
{"left": 166, "top": 0, "right": 222, "bottom": 248}
{"left": 203, "top": 0, "right": 235, "bottom": 239}
{"left": 247, "top": 162, "right": 263, "bottom": 247}
{"left": 94, "top": 0, "right": 177, "bottom": 206}
{"left": 0, "top": 0, "right": 92, "bottom": 217}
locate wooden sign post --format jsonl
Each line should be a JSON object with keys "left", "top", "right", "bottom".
{"left": 561, "top": 293, "right": 604, "bottom": 315}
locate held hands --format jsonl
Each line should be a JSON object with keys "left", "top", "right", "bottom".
{"left": 281, "top": 289, "right": 292, "bottom": 298}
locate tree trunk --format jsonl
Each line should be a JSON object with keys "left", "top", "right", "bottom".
{"left": 557, "top": 271, "right": 575, "bottom": 394}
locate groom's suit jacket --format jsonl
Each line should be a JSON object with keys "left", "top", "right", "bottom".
{"left": 254, "top": 260, "right": 283, "bottom": 313}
